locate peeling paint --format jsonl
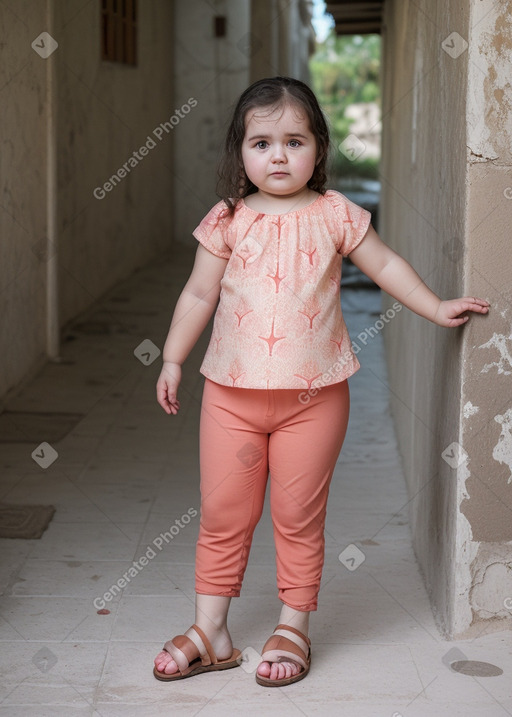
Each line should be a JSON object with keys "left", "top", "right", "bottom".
{"left": 493, "top": 408, "right": 512, "bottom": 484}
{"left": 467, "top": 146, "right": 497, "bottom": 163}
{"left": 468, "top": 3, "right": 512, "bottom": 162}
{"left": 463, "top": 401, "right": 479, "bottom": 419}
{"left": 456, "top": 459, "right": 479, "bottom": 634}
{"left": 478, "top": 331, "right": 512, "bottom": 375}
{"left": 470, "top": 562, "right": 512, "bottom": 618}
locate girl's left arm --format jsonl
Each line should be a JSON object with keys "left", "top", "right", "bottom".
{"left": 348, "top": 224, "right": 490, "bottom": 327}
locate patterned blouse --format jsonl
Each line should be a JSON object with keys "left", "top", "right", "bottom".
{"left": 192, "top": 189, "right": 372, "bottom": 389}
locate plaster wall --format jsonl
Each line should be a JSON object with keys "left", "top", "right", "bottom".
{"left": 380, "top": 0, "right": 512, "bottom": 637}
{"left": 456, "top": 2, "right": 512, "bottom": 635}
{"left": 172, "top": 0, "right": 250, "bottom": 243}
{"left": 172, "top": 0, "right": 314, "bottom": 245}
{"left": 1, "top": 1, "right": 48, "bottom": 400}
{"left": 250, "top": 0, "right": 314, "bottom": 82}
{"left": 56, "top": 0, "right": 175, "bottom": 327}
{"left": 1, "top": 0, "right": 175, "bottom": 399}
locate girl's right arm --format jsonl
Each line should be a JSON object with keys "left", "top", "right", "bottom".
{"left": 156, "top": 244, "right": 228, "bottom": 414}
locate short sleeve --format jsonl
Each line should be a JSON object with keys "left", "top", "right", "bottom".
{"left": 325, "top": 190, "right": 372, "bottom": 257}
{"left": 192, "top": 201, "right": 232, "bottom": 259}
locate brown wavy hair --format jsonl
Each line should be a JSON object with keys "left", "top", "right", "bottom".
{"left": 216, "top": 76, "right": 330, "bottom": 214}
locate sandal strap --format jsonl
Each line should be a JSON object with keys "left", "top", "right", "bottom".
{"left": 260, "top": 624, "right": 311, "bottom": 672}
{"left": 190, "top": 623, "right": 217, "bottom": 665}
{"left": 273, "top": 623, "right": 311, "bottom": 647}
{"left": 163, "top": 635, "right": 199, "bottom": 674}
{"left": 162, "top": 623, "right": 217, "bottom": 672}
{"left": 260, "top": 635, "right": 309, "bottom": 671}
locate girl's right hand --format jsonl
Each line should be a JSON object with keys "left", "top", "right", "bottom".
{"left": 156, "top": 361, "right": 182, "bottom": 415}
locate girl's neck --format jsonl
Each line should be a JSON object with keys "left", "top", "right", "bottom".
{"left": 243, "top": 187, "right": 318, "bottom": 215}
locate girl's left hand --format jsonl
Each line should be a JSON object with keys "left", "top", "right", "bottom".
{"left": 434, "top": 297, "right": 490, "bottom": 327}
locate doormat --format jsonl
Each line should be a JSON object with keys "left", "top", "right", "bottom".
{"left": 0, "top": 503, "right": 56, "bottom": 539}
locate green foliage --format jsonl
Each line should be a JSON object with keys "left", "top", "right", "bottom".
{"left": 328, "top": 152, "right": 380, "bottom": 180}
{"left": 310, "top": 31, "right": 381, "bottom": 179}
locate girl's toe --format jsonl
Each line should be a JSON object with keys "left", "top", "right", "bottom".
{"left": 257, "top": 660, "right": 271, "bottom": 677}
{"left": 284, "top": 661, "right": 295, "bottom": 678}
{"left": 164, "top": 658, "right": 179, "bottom": 675}
{"left": 154, "top": 651, "right": 178, "bottom": 675}
{"left": 272, "top": 662, "right": 284, "bottom": 680}
{"left": 258, "top": 658, "right": 303, "bottom": 681}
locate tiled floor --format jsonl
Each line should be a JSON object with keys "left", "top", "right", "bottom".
{"left": 0, "top": 246, "right": 510, "bottom": 716}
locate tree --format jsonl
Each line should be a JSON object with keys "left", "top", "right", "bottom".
{"left": 310, "top": 32, "right": 381, "bottom": 179}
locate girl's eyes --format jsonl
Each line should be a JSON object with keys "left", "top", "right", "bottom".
{"left": 254, "top": 140, "right": 302, "bottom": 149}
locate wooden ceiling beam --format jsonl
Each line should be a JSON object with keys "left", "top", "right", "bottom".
{"left": 325, "top": 1, "right": 384, "bottom": 35}
{"left": 333, "top": 21, "right": 382, "bottom": 34}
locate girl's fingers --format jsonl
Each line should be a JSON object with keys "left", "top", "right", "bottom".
{"left": 464, "top": 297, "right": 490, "bottom": 308}
{"left": 156, "top": 383, "right": 180, "bottom": 414}
{"left": 167, "top": 397, "right": 180, "bottom": 415}
{"left": 452, "top": 298, "right": 489, "bottom": 316}
{"left": 156, "top": 388, "right": 168, "bottom": 410}
{"left": 447, "top": 315, "right": 468, "bottom": 326}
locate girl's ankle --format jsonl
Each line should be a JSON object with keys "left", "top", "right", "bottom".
{"left": 195, "top": 619, "right": 229, "bottom": 635}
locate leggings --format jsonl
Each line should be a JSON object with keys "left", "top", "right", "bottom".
{"left": 195, "top": 377, "right": 350, "bottom": 612}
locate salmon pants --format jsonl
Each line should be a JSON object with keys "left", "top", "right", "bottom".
{"left": 195, "top": 377, "right": 350, "bottom": 612}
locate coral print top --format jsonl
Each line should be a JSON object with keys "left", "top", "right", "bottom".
{"left": 192, "top": 189, "right": 372, "bottom": 390}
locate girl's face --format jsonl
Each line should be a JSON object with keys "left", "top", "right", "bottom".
{"left": 241, "top": 103, "right": 318, "bottom": 199}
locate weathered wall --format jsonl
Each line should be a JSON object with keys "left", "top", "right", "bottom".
{"left": 57, "top": 0, "right": 175, "bottom": 327}
{"left": 249, "top": 0, "right": 314, "bottom": 83}
{"left": 1, "top": 0, "right": 174, "bottom": 400}
{"left": 172, "top": 0, "right": 250, "bottom": 243}
{"left": 380, "top": 0, "right": 512, "bottom": 637}
{"left": 1, "top": 1, "right": 48, "bottom": 400}
{"left": 457, "top": 2, "right": 512, "bottom": 635}
{"left": 172, "top": 0, "right": 315, "bottom": 244}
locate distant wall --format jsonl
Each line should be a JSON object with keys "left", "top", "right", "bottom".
{"left": 172, "top": 1, "right": 250, "bottom": 244}
{"left": 172, "top": 0, "right": 315, "bottom": 246}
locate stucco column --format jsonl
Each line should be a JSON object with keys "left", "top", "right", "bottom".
{"left": 455, "top": 2, "right": 512, "bottom": 636}
{"left": 380, "top": 0, "right": 512, "bottom": 638}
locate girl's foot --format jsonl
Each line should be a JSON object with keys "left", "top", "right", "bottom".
{"left": 154, "top": 623, "right": 234, "bottom": 676}
{"left": 256, "top": 626, "right": 309, "bottom": 682}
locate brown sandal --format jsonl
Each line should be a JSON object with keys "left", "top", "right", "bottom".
{"left": 153, "top": 623, "right": 242, "bottom": 681}
{"left": 255, "top": 623, "right": 311, "bottom": 687}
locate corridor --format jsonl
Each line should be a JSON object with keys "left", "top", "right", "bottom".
{"left": 0, "top": 245, "right": 509, "bottom": 716}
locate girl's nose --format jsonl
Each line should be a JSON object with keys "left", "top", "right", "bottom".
{"left": 271, "top": 145, "right": 287, "bottom": 163}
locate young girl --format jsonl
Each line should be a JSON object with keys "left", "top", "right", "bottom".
{"left": 153, "top": 76, "right": 489, "bottom": 687}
